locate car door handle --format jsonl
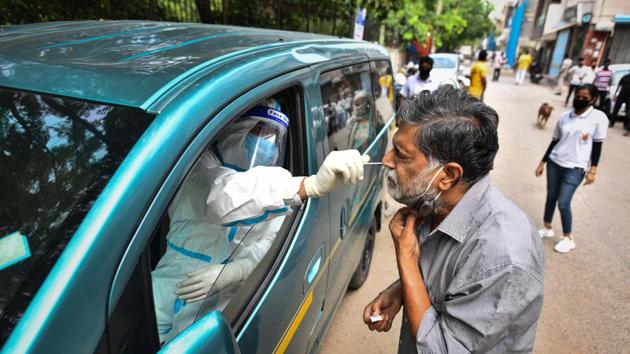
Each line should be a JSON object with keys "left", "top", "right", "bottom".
{"left": 304, "top": 246, "right": 324, "bottom": 293}
{"left": 340, "top": 206, "right": 347, "bottom": 239}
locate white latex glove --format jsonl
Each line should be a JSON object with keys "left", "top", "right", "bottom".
{"left": 174, "top": 259, "right": 248, "bottom": 303}
{"left": 303, "top": 149, "right": 370, "bottom": 198}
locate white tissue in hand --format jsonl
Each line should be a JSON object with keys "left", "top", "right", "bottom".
{"left": 370, "top": 315, "right": 383, "bottom": 323}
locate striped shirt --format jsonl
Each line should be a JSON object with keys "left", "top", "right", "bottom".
{"left": 398, "top": 175, "right": 545, "bottom": 353}
{"left": 593, "top": 69, "right": 613, "bottom": 91}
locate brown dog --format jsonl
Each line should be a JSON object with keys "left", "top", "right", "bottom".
{"left": 537, "top": 103, "right": 554, "bottom": 128}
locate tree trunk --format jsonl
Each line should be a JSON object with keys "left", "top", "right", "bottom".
{"left": 148, "top": 0, "right": 157, "bottom": 20}
{"left": 222, "top": 0, "right": 228, "bottom": 24}
{"left": 196, "top": 0, "right": 210, "bottom": 23}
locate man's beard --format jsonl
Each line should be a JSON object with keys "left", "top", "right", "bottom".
{"left": 386, "top": 165, "right": 442, "bottom": 214}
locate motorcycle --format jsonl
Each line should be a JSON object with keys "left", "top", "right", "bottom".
{"left": 530, "top": 63, "right": 544, "bottom": 84}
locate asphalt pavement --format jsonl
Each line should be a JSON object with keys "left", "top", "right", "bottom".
{"left": 319, "top": 73, "right": 630, "bottom": 353}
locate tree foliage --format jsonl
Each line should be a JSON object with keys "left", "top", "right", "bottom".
{"left": 0, "top": 0, "right": 494, "bottom": 50}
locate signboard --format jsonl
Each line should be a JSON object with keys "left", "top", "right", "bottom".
{"left": 353, "top": 8, "right": 367, "bottom": 41}
{"left": 563, "top": 6, "right": 577, "bottom": 22}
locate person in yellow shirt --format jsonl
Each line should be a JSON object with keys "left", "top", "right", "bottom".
{"left": 468, "top": 50, "right": 488, "bottom": 101}
{"left": 515, "top": 49, "right": 533, "bottom": 85}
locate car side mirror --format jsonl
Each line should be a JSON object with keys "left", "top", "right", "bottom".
{"left": 159, "top": 311, "right": 241, "bottom": 354}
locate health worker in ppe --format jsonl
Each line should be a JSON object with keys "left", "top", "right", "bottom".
{"left": 151, "top": 101, "right": 370, "bottom": 343}
{"left": 347, "top": 90, "right": 372, "bottom": 150}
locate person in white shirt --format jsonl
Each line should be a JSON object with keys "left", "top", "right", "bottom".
{"left": 554, "top": 55, "right": 573, "bottom": 95}
{"left": 492, "top": 51, "right": 506, "bottom": 81}
{"left": 565, "top": 58, "right": 593, "bottom": 106}
{"left": 400, "top": 56, "right": 440, "bottom": 98}
{"left": 536, "top": 84, "right": 608, "bottom": 253}
{"left": 583, "top": 64, "right": 596, "bottom": 84}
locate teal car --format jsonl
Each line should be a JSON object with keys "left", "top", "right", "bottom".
{"left": 0, "top": 21, "right": 394, "bottom": 353}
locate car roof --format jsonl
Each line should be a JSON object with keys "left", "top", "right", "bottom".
{"left": 0, "top": 21, "right": 385, "bottom": 110}
{"left": 431, "top": 53, "right": 458, "bottom": 57}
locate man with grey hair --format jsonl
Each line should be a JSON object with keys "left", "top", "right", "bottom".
{"left": 363, "top": 87, "right": 544, "bottom": 353}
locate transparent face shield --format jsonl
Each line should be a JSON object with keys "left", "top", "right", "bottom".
{"left": 215, "top": 105, "right": 289, "bottom": 171}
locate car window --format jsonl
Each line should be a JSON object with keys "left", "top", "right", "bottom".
{"left": 143, "top": 88, "right": 305, "bottom": 346}
{"left": 432, "top": 56, "right": 458, "bottom": 69}
{"left": 0, "top": 88, "right": 154, "bottom": 344}
{"left": 320, "top": 63, "right": 375, "bottom": 152}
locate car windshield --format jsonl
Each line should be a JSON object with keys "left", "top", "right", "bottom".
{"left": 432, "top": 56, "right": 457, "bottom": 69}
{"left": 0, "top": 88, "right": 155, "bottom": 342}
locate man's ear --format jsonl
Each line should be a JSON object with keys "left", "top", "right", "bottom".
{"left": 439, "top": 162, "right": 463, "bottom": 191}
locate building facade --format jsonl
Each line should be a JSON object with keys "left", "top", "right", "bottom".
{"left": 498, "top": 0, "right": 630, "bottom": 76}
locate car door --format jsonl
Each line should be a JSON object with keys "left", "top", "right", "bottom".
{"left": 316, "top": 60, "right": 378, "bottom": 313}
{"left": 234, "top": 69, "right": 331, "bottom": 354}
{"left": 101, "top": 69, "right": 330, "bottom": 354}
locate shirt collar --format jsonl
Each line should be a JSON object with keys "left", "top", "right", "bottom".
{"left": 570, "top": 106, "right": 593, "bottom": 119}
{"left": 415, "top": 74, "right": 432, "bottom": 83}
{"left": 431, "top": 174, "right": 492, "bottom": 243}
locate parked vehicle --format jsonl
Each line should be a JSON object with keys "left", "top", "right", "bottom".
{"left": 605, "top": 64, "right": 630, "bottom": 119}
{"left": 0, "top": 21, "right": 393, "bottom": 354}
{"left": 430, "top": 53, "right": 468, "bottom": 89}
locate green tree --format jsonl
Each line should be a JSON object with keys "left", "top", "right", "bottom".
{"left": 437, "top": 0, "right": 494, "bottom": 52}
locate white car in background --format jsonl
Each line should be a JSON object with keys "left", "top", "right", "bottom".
{"left": 431, "top": 53, "right": 470, "bottom": 89}
{"left": 607, "top": 64, "right": 630, "bottom": 119}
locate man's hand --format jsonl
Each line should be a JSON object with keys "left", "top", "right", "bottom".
{"left": 390, "top": 208, "right": 420, "bottom": 261}
{"left": 535, "top": 161, "right": 545, "bottom": 177}
{"left": 363, "top": 282, "right": 403, "bottom": 332}
{"left": 303, "top": 149, "right": 370, "bottom": 197}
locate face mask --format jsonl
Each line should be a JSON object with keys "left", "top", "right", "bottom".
{"left": 573, "top": 98, "right": 590, "bottom": 111}
{"left": 245, "top": 134, "right": 277, "bottom": 167}
{"left": 387, "top": 165, "right": 444, "bottom": 216}
{"left": 419, "top": 69, "right": 431, "bottom": 80}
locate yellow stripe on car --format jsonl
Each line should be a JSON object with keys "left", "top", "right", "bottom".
{"left": 273, "top": 239, "right": 342, "bottom": 354}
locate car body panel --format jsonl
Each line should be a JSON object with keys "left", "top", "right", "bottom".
{"left": 430, "top": 53, "right": 462, "bottom": 88}
{"left": 0, "top": 21, "right": 390, "bottom": 354}
{"left": 160, "top": 312, "right": 240, "bottom": 354}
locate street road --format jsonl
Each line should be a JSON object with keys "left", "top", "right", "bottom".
{"left": 320, "top": 74, "right": 630, "bottom": 353}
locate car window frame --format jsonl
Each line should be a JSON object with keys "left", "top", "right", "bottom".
{"left": 104, "top": 71, "right": 312, "bottom": 349}
{"left": 318, "top": 58, "right": 375, "bottom": 154}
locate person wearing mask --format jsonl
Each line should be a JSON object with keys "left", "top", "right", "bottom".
{"left": 400, "top": 56, "right": 439, "bottom": 98}
{"left": 612, "top": 72, "right": 630, "bottom": 132}
{"left": 554, "top": 55, "right": 573, "bottom": 95}
{"left": 536, "top": 84, "right": 608, "bottom": 253}
{"left": 593, "top": 59, "right": 613, "bottom": 114}
{"left": 363, "top": 88, "right": 543, "bottom": 352}
{"left": 565, "top": 58, "right": 592, "bottom": 106}
{"left": 515, "top": 49, "right": 533, "bottom": 85}
{"left": 152, "top": 101, "right": 369, "bottom": 342}
{"left": 469, "top": 50, "right": 488, "bottom": 101}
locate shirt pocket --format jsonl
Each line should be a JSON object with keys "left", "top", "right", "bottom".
{"left": 579, "top": 131, "right": 591, "bottom": 145}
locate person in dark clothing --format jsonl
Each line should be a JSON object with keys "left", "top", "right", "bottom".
{"left": 611, "top": 73, "right": 630, "bottom": 134}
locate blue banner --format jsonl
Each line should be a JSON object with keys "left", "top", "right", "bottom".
{"left": 488, "top": 32, "right": 496, "bottom": 51}
{"left": 506, "top": 0, "right": 527, "bottom": 67}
